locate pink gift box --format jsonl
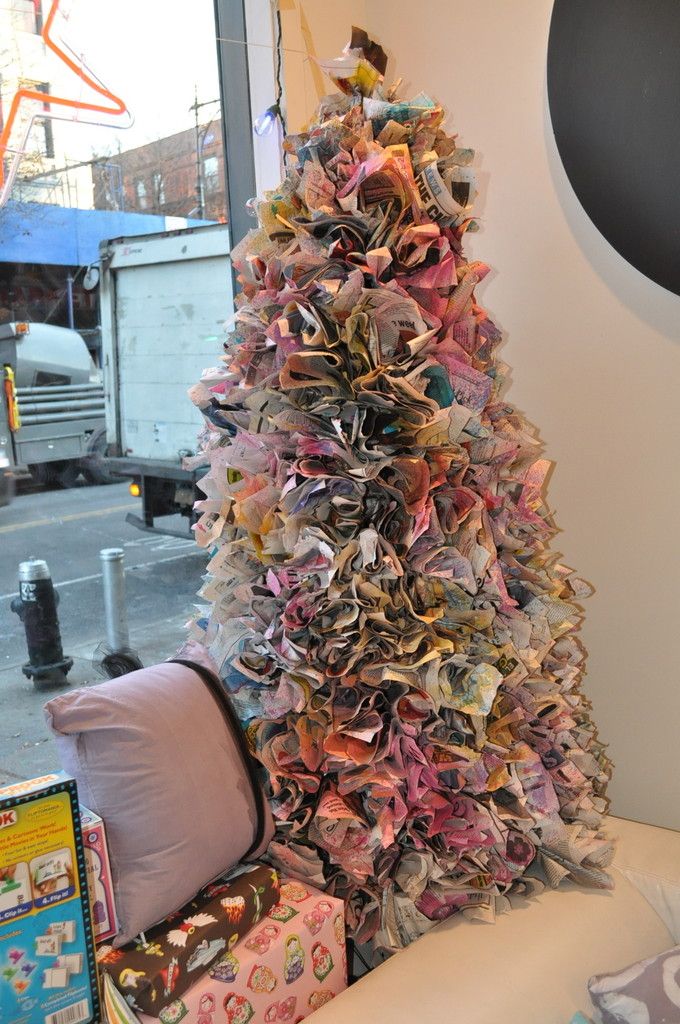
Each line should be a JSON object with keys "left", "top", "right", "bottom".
{"left": 80, "top": 805, "right": 118, "bottom": 943}
{"left": 139, "top": 880, "right": 347, "bottom": 1024}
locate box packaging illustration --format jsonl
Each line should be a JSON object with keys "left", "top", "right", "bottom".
{"left": 79, "top": 807, "right": 117, "bottom": 944}
{"left": 98, "top": 864, "right": 280, "bottom": 1017}
{"left": 0, "top": 773, "right": 100, "bottom": 1024}
{"left": 134, "top": 879, "right": 347, "bottom": 1024}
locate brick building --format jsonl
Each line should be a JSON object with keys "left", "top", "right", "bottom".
{"left": 92, "top": 121, "right": 227, "bottom": 222}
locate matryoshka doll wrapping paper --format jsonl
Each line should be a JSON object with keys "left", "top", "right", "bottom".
{"left": 137, "top": 879, "right": 347, "bottom": 1024}
{"left": 98, "top": 864, "right": 279, "bottom": 1017}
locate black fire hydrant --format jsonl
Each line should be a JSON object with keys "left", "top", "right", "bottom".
{"left": 10, "top": 558, "right": 73, "bottom": 688}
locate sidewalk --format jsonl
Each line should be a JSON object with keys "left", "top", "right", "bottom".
{"left": 0, "top": 611, "right": 189, "bottom": 785}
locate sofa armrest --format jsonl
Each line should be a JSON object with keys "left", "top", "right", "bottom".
{"left": 313, "top": 877, "right": 670, "bottom": 1022}
{"left": 611, "top": 815, "right": 680, "bottom": 882}
{"left": 610, "top": 815, "right": 680, "bottom": 941}
{"left": 308, "top": 816, "right": 680, "bottom": 1024}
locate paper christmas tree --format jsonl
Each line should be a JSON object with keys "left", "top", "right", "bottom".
{"left": 188, "top": 29, "right": 613, "bottom": 952}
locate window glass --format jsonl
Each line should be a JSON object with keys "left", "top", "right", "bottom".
{"left": 8, "top": 0, "right": 41, "bottom": 34}
{"left": 203, "top": 155, "right": 219, "bottom": 192}
{"left": 152, "top": 171, "right": 165, "bottom": 207}
{"left": 0, "top": 0, "right": 228, "bottom": 330}
{"left": 1, "top": 0, "right": 227, "bottom": 220}
{"left": 0, "top": 0, "right": 235, "bottom": 783}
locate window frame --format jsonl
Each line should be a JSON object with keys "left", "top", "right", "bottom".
{"left": 213, "top": 0, "right": 257, "bottom": 248}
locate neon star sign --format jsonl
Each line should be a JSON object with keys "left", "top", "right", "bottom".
{"left": 0, "top": 0, "right": 130, "bottom": 207}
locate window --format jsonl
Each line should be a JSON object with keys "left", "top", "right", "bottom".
{"left": 10, "top": 0, "right": 41, "bottom": 33}
{"left": 35, "top": 82, "right": 54, "bottom": 159}
{"left": 203, "top": 155, "right": 219, "bottom": 192}
{"left": 0, "top": 0, "right": 252, "bottom": 791}
{"left": 152, "top": 171, "right": 165, "bottom": 206}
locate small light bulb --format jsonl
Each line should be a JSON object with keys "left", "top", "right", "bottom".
{"left": 253, "top": 104, "right": 279, "bottom": 137}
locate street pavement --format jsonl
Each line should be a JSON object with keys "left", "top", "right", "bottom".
{"left": 0, "top": 479, "right": 209, "bottom": 784}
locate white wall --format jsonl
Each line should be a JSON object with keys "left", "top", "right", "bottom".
{"left": 281, "top": 1, "right": 680, "bottom": 830}
{"left": 279, "top": 1, "right": 369, "bottom": 133}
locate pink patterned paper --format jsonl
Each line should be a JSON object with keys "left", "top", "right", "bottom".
{"left": 138, "top": 881, "right": 346, "bottom": 1024}
{"left": 80, "top": 805, "right": 118, "bottom": 943}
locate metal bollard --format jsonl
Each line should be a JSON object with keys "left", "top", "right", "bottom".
{"left": 100, "top": 548, "right": 129, "bottom": 652}
{"left": 97, "top": 548, "right": 142, "bottom": 679}
{"left": 10, "top": 557, "right": 73, "bottom": 688}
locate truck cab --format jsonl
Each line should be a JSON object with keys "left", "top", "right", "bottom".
{"left": 0, "top": 321, "right": 106, "bottom": 496}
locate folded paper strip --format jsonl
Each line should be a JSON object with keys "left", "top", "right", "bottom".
{"left": 186, "top": 29, "right": 613, "bottom": 952}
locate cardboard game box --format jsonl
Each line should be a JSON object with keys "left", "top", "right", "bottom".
{"left": 0, "top": 773, "right": 100, "bottom": 1024}
{"left": 80, "top": 807, "right": 117, "bottom": 944}
{"left": 135, "top": 879, "right": 347, "bottom": 1024}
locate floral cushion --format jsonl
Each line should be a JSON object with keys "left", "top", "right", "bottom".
{"left": 589, "top": 946, "right": 680, "bottom": 1023}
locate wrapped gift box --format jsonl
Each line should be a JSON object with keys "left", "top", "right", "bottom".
{"left": 98, "top": 864, "right": 279, "bottom": 1017}
{"left": 80, "top": 806, "right": 118, "bottom": 944}
{"left": 136, "top": 879, "right": 347, "bottom": 1024}
{"left": 0, "top": 773, "right": 100, "bottom": 1024}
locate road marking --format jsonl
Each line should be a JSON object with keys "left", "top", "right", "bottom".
{"left": 123, "top": 535, "right": 195, "bottom": 553}
{"left": 0, "top": 549, "right": 205, "bottom": 602}
{"left": 0, "top": 502, "right": 138, "bottom": 535}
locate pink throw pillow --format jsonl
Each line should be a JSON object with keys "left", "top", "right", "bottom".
{"left": 44, "top": 660, "right": 273, "bottom": 945}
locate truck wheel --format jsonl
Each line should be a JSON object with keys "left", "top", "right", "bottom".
{"left": 28, "top": 463, "right": 54, "bottom": 486}
{"left": 80, "top": 426, "right": 118, "bottom": 485}
{"left": 28, "top": 461, "right": 80, "bottom": 488}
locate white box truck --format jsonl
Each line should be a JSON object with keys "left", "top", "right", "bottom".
{"left": 99, "top": 223, "right": 232, "bottom": 535}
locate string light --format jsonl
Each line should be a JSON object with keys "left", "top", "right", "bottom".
{"left": 252, "top": 2, "right": 286, "bottom": 139}
{"left": 253, "top": 103, "right": 280, "bottom": 137}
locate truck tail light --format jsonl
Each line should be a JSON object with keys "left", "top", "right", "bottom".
{"left": 129, "top": 481, "right": 141, "bottom": 497}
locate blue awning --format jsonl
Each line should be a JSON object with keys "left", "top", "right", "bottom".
{"left": 0, "top": 202, "right": 205, "bottom": 267}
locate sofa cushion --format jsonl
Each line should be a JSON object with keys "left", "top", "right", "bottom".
{"left": 589, "top": 946, "right": 680, "bottom": 1023}
{"left": 44, "top": 661, "right": 274, "bottom": 946}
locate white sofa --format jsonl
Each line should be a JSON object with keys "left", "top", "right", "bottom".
{"left": 313, "top": 817, "right": 680, "bottom": 1022}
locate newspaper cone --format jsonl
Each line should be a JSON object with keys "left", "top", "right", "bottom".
{"left": 187, "top": 31, "right": 613, "bottom": 953}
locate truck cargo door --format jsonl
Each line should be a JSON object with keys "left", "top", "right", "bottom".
{"left": 110, "top": 230, "right": 232, "bottom": 464}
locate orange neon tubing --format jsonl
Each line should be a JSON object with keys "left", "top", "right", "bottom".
{"left": 0, "top": 0, "right": 128, "bottom": 190}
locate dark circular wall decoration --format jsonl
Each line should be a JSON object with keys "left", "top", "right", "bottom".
{"left": 547, "top": 0, "right": 680, "bottom": 296}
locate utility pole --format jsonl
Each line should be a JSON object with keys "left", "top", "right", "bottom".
{"left": 65, "top": 272, "right": 75, "bottom": 329}
{"left": 189, "top": 88, "right": 220, "bottom": 220}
